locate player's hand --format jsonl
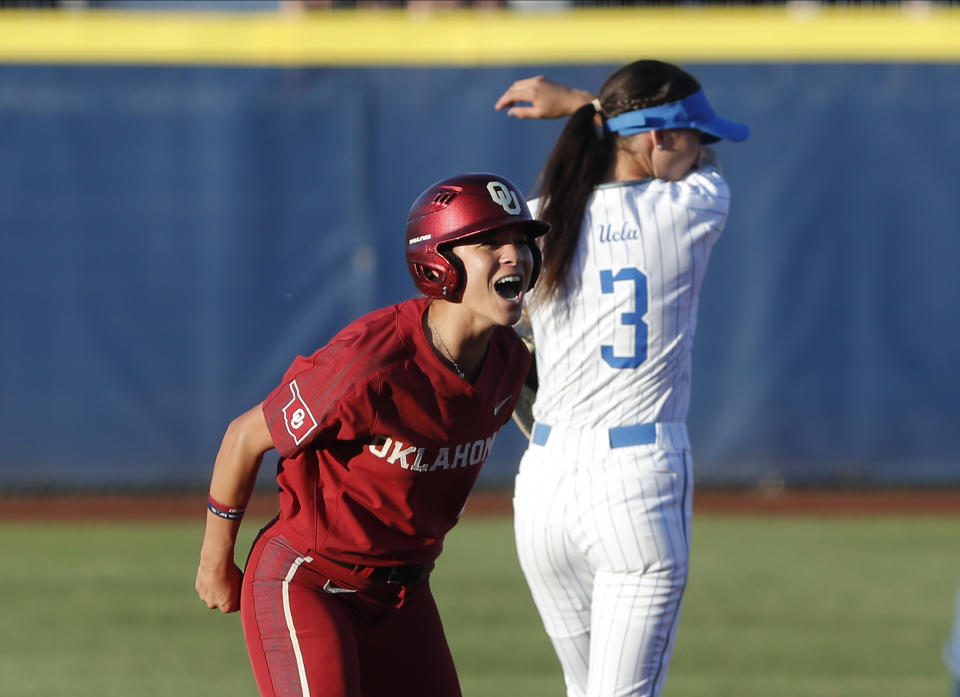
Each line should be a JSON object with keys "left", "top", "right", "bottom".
{"left": 698, "top": 145, "right": 719, "bottom": 171}
{"left": 195, "top": 559, "right": 243, "bottom": 613}
{"left": 494, "top": 75, "right": 594, "bottom": 120}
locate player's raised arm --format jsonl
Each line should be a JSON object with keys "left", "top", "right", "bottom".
{"left": 494, "top": 75, "right": 594, "bottom": 120}
{"left": 195, "top": 403, "right": 275, "bottom": 614}
{"left": 696, "top": 145, "right": 719, "bottom": 172}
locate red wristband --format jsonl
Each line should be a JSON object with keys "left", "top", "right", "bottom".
{"left": 207, "top": 495, "right": 245, "bottom": 521}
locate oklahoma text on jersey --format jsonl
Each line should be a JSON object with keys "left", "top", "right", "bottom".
{"left": 367, "top": 433, "right": 498, "bottom": 473}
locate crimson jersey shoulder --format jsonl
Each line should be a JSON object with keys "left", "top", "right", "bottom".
{"left": 287, "top": 308, "right": 409, "bottom": 388}
{"left": 320, "top": 302, "right": 414, "bottom": 372}
{"left": 263, "top": 301, "right": 417, "bottom": 456}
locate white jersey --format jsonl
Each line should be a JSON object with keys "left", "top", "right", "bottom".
{"left": 527, "top": 166, "right": 730, "bottom": 430}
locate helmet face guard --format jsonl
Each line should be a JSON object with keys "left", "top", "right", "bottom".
{"left": 405, "top": 173, "right": 550, "bottom": 300}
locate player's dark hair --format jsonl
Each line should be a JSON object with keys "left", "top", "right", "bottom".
{"left": 532, "top": 60, "right": 701, "bottom": 302}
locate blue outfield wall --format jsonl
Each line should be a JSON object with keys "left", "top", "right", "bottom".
{"left": 1, "top": 62, "right": 958, "bottom": 490}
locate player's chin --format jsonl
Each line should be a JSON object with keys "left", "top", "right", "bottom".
{"left": 493, "top": 292, "right": 525, "bottom": 326}
{"left": 504, "top": 305, "right": 524, "bottom": 326}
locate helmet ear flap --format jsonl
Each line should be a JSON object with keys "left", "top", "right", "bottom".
{"left": 527, "top": 239, "right": 543, "bottom": 291}
{"left": 409, "top": 250, "right": 461, "bottom": 299}
{"left": 438, "top": 248, "right": 465, "bottom": 299}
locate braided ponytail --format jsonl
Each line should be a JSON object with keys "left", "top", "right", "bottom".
{"left": 533, "top": 102, "right": 614, "bottom": 301}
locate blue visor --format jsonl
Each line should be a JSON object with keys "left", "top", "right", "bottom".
{"left": 604, "top": 89, "right": 749, "bottom": 144}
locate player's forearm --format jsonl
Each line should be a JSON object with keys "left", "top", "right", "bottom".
{"left": 698, "top": 146, "right": 720, "bottom": 171}
{"left": 198, "top": 454, "right": 263, "bottom": 567}
{"left": 495, "top": 75, "right": 595, "bottom": 119}
{"left": 200, "top": 405, "right": 274, "bottom": 562}
{"left": 201, "top": 457, "right": 261, "bottom": 562}
{"left": 199, "top": 513, "right": 243, "bottom": 567}
{"left": 513, "top": 308, "right": 534, "bottom": 346}
{"left": 561, "top": 87, "right": 596, "bottom": 116}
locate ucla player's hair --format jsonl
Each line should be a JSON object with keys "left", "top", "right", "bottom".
{"left": 532, "top": 60, "right": 700, "bottom": 302}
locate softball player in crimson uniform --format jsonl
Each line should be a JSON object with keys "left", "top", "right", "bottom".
{"left": 495, "top": 61, "right": 748, "bottom": 697}
{"left": 195, "top": 172, "right": 549, "bottom": 697}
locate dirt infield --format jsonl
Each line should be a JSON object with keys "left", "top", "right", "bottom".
{"left": 1, "top": 488, "right": 958, "bottom": 521}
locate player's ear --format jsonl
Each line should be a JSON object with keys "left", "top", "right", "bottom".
{"left": 649, "top": 130, "right": 666, "bottom": 151}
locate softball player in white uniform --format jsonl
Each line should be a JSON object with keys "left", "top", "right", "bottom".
{"left": 496, "top": 60, "right": 749, "bottom": 697}
{"left": 946, "top": 583, "right": 960, "bottom": 697}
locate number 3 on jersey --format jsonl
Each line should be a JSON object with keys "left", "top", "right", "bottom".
{"left": 600, "top": 267, "right": 648, "bottom": 369}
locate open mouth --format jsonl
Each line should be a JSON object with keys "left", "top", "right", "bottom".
{"left": 494, "top": 275, "right": 523, "bottom": 301}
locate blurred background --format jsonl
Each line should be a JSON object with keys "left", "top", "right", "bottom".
{"left": 0, "top": 0, "right": 958, "bottom": 493}
{"left": 2, "top": 5, "right": 960, "bottom": 697}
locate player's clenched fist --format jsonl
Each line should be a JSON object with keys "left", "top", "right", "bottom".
{"left": 494, "top": 75, "right": 594, "bottom": 120}
{"left": 195, "top": 560, "right": 242, "bottom": 613}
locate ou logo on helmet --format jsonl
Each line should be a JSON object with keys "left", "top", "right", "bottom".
{"left": 487, "top": 181, "right": 521, "bottom": 215}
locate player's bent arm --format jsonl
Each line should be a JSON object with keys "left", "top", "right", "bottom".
{"left": 698, "top": 145, "right": 720, "bottom": 172}
{"left": 494, "top": 75, "right": 594, "bottom": 120}
{"left": 195, "top": 403, "right": 275, "bottom": 613}
{"left": 513, "top": 308, "right": 534, "bottom": 351}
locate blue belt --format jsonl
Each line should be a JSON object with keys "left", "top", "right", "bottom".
{"left": 531, "top": 422, "right": 657, "bottom": 448}
{"left": 530, "top": 422, "right": 552, "bottom": 446}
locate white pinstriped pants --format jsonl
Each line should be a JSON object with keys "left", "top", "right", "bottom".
{"left": 513, "top": 422, "right": 692, "bottom": 697}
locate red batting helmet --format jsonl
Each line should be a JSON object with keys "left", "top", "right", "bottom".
{"left": 405, "top": 173, "right": 550, "bottom": 299}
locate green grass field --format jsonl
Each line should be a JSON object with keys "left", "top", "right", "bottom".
{"left": 1, "top": 512, "right": 958, "bottom": 697}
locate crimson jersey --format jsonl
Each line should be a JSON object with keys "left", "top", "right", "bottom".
{"left": 261, "top": 296, "right": 530, "bottom": 567}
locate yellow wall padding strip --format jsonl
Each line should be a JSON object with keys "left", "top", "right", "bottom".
{"left": 1, "top": 5, "right": 959, "bottom": 65}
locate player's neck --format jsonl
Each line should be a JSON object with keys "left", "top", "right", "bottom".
{"left": 425, "top": 301, "right": 493, "bottom": 381}
{"left": 611, "top": 149, "right": 655, "bottom": 182}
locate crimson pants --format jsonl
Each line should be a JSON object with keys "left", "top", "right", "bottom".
{"left": 241, "top": 525, "right": 462, "bottom": 697}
